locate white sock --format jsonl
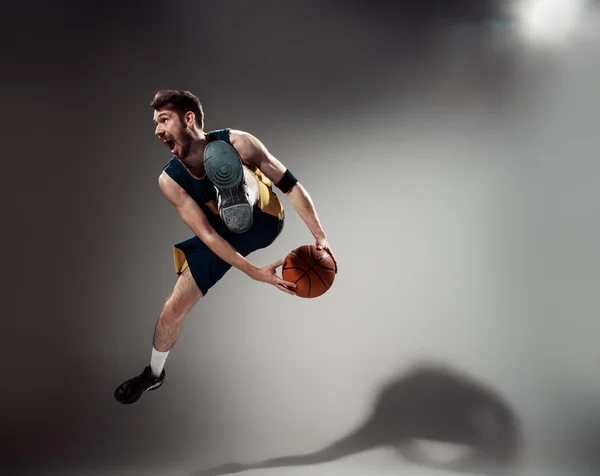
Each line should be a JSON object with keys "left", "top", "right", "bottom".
{"left": 150, "top": 347, "right": 169, "bottom": 377}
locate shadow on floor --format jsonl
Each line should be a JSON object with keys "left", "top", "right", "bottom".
{"left": 194, "top": 362, "right": 521, "bottom": 475}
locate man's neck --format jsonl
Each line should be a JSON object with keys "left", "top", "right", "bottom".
{"left": 179, "top": 135, "right": 208, "bottom": 178}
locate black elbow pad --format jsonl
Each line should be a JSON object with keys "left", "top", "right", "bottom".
{"left": 275, "top": 169, "right": 298, "bottom": 193}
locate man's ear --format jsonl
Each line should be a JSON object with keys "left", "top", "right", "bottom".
{"left": 184, "top": 111, "right": 195, "bottom": 128}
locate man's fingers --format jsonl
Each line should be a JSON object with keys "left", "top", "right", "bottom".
{"left": 277, "top": 283, "right": 296, "bottom": 295}
{"left": 281, "top": 279, "right": 296, "bottom": 289}
{"left": 271, "top": 258, "right": 286, "bottom": 269}
{"left": 277, "top": 277, "right": 297, "bottom": 294}
{"left": 323, "top": 247, "right": 338, "bottom": 273}
{"left": 331, "top": 254, "right": 338, "bottom": 273}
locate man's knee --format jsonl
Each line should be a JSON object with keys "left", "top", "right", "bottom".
{"left": 161, "top": 299, "right": 188, "bottom": 323}
{"left": 243, "top": 167, "right": 259, "bottom": 205}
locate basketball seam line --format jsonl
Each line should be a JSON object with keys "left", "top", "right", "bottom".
{"left": 310, "top": 267, "right": 329, "bottom": 291}
{"left": 290, "top": 250, "right": 314, "bottom": 269}
{"left": 282, "top": 265, "right": 307, "bottom": 272}
{"left": 314, "top": 262, "right": 336, "bottom": 272}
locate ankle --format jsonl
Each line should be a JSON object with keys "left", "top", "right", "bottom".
{"left": 150, "top": 347, "right": 169, "bottom": 377}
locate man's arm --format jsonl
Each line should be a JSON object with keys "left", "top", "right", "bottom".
{"left": 230, "top": 130, "right": 329, "bottom": 244}
{"left": 158, "top": 171, "right": 297, "bottom": 292}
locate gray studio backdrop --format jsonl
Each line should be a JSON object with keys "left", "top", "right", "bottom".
{"left": 3, "top": 1, "right": 600, "bottom": 475}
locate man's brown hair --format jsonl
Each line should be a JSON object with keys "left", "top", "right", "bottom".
{"left": 150, "top": 89, "right": 204, "bottom": 129}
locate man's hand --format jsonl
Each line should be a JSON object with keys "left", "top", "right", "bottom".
{"left": 251, "top": 259, "right": 297, "bottom": 295}
{"left": 316, "top": 237, "right": 338, "bottom": 273}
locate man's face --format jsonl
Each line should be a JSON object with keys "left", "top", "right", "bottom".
{"left": 153, "top": 108, "right": 193, "bottom": 159}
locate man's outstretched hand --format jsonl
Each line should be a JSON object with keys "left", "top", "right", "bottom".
{"left": 251, "top": 258, "right": 297, "bottom": 295}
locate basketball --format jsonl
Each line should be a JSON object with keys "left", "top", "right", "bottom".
{"left": 282, "top": 245, "right": 336, "bottom": 298}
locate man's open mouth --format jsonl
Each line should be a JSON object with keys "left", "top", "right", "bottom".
{"left": 164, "top": 139, "right": 175, "bottom": 151}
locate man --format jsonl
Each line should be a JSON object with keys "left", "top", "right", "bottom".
{"left": 114, "top": 89, "right": 336, "bottom": 404}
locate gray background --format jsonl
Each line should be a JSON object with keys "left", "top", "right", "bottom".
{"left": 3, "top": 1, "right": 600, "bottom": 475}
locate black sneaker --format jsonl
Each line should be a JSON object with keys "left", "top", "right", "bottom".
{"left": 204, "top": 140, "right": 253, "bottom": 234}
{"left": 114, "top": 366, "right": 165, "bottom": 404}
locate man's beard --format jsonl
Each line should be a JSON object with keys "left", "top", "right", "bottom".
{"left": 176, "top": 140, "right": 191, "bottom": 160}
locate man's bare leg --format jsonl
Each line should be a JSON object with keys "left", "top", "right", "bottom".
{"left": 150, "top": 172, "right": 255, "bottom": 370}
{"left": 114, "top": 267, "right": 203, "bottom": 404}
{"left": 153, "top": 267, "right": 203, "bottom": 352}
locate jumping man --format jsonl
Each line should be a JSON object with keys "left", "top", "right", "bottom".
{"left": 114, "top": 89, "right": 336, "bottom": 404}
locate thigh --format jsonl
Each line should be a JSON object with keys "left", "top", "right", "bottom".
{"left": 166, "top": 267, "right": 204, "bottom": 313}
{"left": 174, "top": 237, "right": 234, "bottom": 296}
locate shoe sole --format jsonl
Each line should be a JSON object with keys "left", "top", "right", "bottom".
{"left": 204, "top": 140, "right": 244, "bottom": 189}
{"left": 147, "top": 379, "right": 164, "bottom": 392}
{"left": 204, "top": 140, "right": 253, "bottom": 233}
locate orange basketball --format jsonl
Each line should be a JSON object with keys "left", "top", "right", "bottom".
{"left": 282, "top": 245, "right": 336, "bottom": 298}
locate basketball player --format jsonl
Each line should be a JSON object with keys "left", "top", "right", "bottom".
{"left": 114, "top": 90, "right": 336, "bottom": 404}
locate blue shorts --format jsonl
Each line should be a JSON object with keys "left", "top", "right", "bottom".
{"left": 172, "top": 207, "right": 284, "bottom": 295}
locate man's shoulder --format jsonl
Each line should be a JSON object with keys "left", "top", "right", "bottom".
{"left": 160, "top": 157, "right": 183, "bottom": 183}
{"left": 227, "top": 130, "right": 256, "bottom": 149}
{"left": 208, "top": 128, "right": 254, "bottom": 142}
{"left": 206, "top": 128, "right": 232, "bottom": 143}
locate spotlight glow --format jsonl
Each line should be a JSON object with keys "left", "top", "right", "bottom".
{"left": 514, "top": 0, "right": 589, "bottom": 47}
